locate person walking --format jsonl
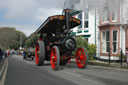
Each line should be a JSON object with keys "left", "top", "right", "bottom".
{"left": 23, "top": 50, "right": 26, "bottom": 60}
{"left": 5, "top": 51, "right": 7, "bottom": 58}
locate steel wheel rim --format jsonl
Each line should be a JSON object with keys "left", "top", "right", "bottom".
{"left": 50, "top": 48, "right": 57, "bottom": 70}
{"left": 76, "top": 48, "right": 86, "bottom": 68}
{"left": 35, "top": 43, "right": 40, "bottom": 65}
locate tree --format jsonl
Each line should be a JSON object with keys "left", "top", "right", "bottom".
{"left": 73, "top": 36, "right": 96, "bottom": 60}
{"left": 25, "top": 33, "right": 39, "bottom": 48}
{"left": 72, "top": 36, "right": 88, "bottom": 55}
{"left": 88, "top": 44, "right": 96, "bottom": 60}
{"left": 0, "top": 27, "right": 27, "bottom": 50}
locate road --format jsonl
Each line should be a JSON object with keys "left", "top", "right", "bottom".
{"left": 5, "top": 55, "right": 128, "bottom": 85}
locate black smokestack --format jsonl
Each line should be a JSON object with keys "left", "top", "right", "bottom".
{"left": 64, "top": 9, "right": 70, "bottom": 32}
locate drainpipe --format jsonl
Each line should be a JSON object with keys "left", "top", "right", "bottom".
{"left": 95, "top": 8, "right": 96, "bottom": 45}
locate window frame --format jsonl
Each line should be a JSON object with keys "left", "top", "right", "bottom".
{"left": 101, "top": 30, "right": 110, "bottom": 53}
{"left": 102, "top": 7, "right": 109, "bottom": 23}
{"left": 112, "top": 30, "right": 118, "bottom": 53}
{"left": 112, "top": 10, "right": 118, "bottom": 22}
{"left": 78, "top": 13, "right": 82, "bottom": 29}
{"left": 84, "top": 12, "right": 89, "bottom": 28}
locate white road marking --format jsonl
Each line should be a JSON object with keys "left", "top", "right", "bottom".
{"left": 0, "top": 58, "right": 8, "bottom": 85}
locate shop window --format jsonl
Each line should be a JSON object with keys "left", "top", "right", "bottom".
{"left": 113, "top": 30, "right": 118, "bottom": 53}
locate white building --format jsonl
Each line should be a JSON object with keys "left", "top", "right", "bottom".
{"left": 72, "top": 9, "right": 99, "bottom": 45}
{"left": 65, "top": 0, "right": 128, "bottom": 60}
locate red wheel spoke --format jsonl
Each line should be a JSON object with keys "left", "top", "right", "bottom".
{"left": 35, "top": 43, "right": 40, "bottom": 65}
{"left": 50, "top": 48, "right": 57, "bottom": 70}
{"left": 76, "top": 48, "right": 87, "bottom": 69}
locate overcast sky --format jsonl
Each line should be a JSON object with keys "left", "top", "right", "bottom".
{"left": 0, "top": 0, "right": 65, "bottom": 36}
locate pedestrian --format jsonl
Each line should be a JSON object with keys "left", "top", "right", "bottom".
{"left": 0, "top": 48, "right": 4, "bottom": 61}
{"left": 5, "top": 51, "right": 7, "bottom": 58}
{"left": 23, "top": 50, "right": 26, "bottom": 60}
{"left": 8, "top": 51, "right": 10, "bottom": 57}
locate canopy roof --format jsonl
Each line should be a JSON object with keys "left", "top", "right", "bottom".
{"left": 35, "top": 15, "right": 81, "bottom": 34}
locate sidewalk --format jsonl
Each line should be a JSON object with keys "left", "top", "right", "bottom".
{"left": 0, "top": 59, "right": 5, "bottom": 71}
{"left": 70, "top": 59, "right": 128, "bottom": 70}
{"left": 88, "top": 60, "right": 128, "bottom": 69}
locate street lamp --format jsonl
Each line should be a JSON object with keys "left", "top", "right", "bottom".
{"left": 20, "top": 33, "right": 22, "bottom": 50}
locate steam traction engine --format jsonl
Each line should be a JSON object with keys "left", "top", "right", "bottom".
{"left": 35, "top": 9, "right": 88, "bottom": 70}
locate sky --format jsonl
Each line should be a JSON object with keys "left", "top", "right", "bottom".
{"left": 0, "top": 0, "right": 128, "bottom": 36}
{"left": 0, "top": 0, "right": 65, "bottom": 36}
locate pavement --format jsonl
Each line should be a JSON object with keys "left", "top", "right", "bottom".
{"left": 0, "top": 60, "right": 5, "bottom": 71}
{"left": 4, "top": 55, "right": 128, "bottom": 85}
{"left": 88, "top": 60, "right": 128, "bottom": 69}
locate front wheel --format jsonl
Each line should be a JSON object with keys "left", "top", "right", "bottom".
{"left": 50, "top": 46, "right": 60, "bottom": 71}
{"left": 35, "top": 41, "right": 45, "bottom": 66}
{"left": 76, "top": 47, "right": 88, "bottom": 69}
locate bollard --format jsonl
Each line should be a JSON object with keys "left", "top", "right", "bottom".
{"left": 120, "top": 49, "right": 123, "bottom": 66}
{"left": 108, "top": 48, "right": 111, "bottom": 64}
{"left": 126, "top": 49, "right": 128, "bottom": 64}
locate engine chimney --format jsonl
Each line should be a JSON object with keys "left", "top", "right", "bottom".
{"left": 64, "top": 9, "right": 70, "bottom": 32}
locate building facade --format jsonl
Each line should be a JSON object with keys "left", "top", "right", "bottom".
{"left": 69, "top": 0, "right": 128, "bottom": 60}
{"left": 72, "top": 9, "right": 98, "bottom": 44}
{"left": 98, "top": 0, "right": 128, "bottom": 60}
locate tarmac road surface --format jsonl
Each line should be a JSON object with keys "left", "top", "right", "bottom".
{"left": 5, "top": 55, "right": 128, "bottom": 85}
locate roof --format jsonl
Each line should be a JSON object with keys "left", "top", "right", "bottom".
{"left": 35, "top": 15, "right": 81, "bottom": 34}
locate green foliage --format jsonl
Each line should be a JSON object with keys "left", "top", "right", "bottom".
{"left": 25, "top": 33, "right": 39, "bottom": 48}
{"left": 88, "top": 44, "right": 96, "bottom": 60}
{"left": 0, "top": 27, "right": 27, "bottom": 50}
{"left": 76, "top": 36, "right": 88, "bottom": 48}
{"left": 73, "top": 36, "right": 96, "bottom": 60}
{"left": 9, "top": 41, "right": 20, "bottom": 50}
{"left": 73, "top": 36, "right": 88, "bottom": 55}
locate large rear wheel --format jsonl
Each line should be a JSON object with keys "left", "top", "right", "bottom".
{"left": 50, "top": 46, "right": 60, "bottom": 71}
{"left": 35, "top": 41, "right": 45, "bottom": 66}
{"left": 76, "top": 47, "right": 88, "bottom": 69}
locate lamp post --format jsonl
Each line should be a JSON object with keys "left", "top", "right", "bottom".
{"left": 20, "top": 33, "right": 22, "bottom": 49}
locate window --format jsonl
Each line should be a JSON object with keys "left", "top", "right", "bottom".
{"left": 84, "top": 12, "right": 88, "bottom": 28}
{"left": 106, "top": 31, "right": 110, "bottom": 52}
{"left": 112, "top": 10, "right": 118, "bottom": 21}
{"left": 102, "top": 7, "right": 109, "bottom": 22}
{"left": 78, "top": 13, "right": 82, "bottom": 29}
{"left": 78, "top": 13, "right": 82, "bottom": 20}
{"left": 102, "top": 31, "right": 110, "bottom": 53}
{"left": 113, "top": 30, "right": 118, "bottom": 53}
